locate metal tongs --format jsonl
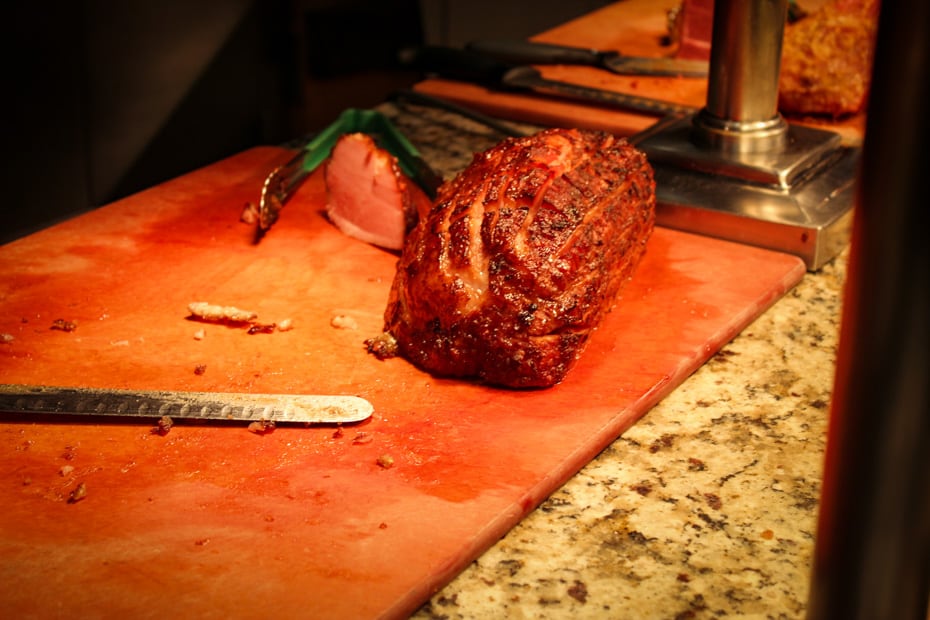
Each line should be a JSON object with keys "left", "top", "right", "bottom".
{"left": 257, "top": 108, "right": 443, "bottom": 235}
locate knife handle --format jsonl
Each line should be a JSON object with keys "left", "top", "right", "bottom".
{"left": 467, "top": 39, "right": 604, "bottom": 68}
{"left": 400, "top": 45, "right": 513, "bottom": 86}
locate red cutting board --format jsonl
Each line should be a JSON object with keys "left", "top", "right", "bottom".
{"left": 414, "top": 0, "right": 866, "bottom": 145}
{"left": 0, "top": 147, "right": 804, "bottom": 619}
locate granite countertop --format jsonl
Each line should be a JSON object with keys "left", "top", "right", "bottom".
{"left": 380, "top": 100, "right": 849, "bottom": 619}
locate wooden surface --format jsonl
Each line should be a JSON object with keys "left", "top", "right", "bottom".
{"left": 414, "top": 0, "right": 866, "bottom": 144}
{"left": 0, "top": 147, "right": 805, "bottom": 618}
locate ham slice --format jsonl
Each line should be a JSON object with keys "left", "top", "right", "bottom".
{"left": 324, "top": 133, "right": 432, "bottom": 251}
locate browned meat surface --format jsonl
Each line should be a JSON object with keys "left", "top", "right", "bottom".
{"left": 324, "top": 133, "right": 432, "bottom": 251}
{"left": 779, "top": 0, "right": 880, "bottom": 118}
{"left": 375, "top": 128, "right": 655, "bottom": 388}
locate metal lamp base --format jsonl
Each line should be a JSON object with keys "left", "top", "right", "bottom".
{"left": 636, "top": 115, "right": 860, "bottom": 270}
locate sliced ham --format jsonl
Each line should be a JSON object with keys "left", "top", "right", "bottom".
{"left": 324, "top": 133, "right": 432, "bottom": 251}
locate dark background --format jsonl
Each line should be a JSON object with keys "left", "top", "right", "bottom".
{"left": 0, "top": 0, "right": 609, "bottom": 244}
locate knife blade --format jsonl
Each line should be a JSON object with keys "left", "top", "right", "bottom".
{"left": 0, "top": 384, "right": 373, "bottom": 425}
{"left": 404, "top": 46, "right": 698, "bottom": 118}
{"left": 467, "top": 39, "right": 708, "bottom": 78}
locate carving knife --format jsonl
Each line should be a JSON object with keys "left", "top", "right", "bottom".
{"left": 467, "top": 39, "right": 709, "bottom": 78}
{"left": 0, "top": 384, "right": 373, "bottom": 425}
{"left": 402, "top": 46, "right": 698, "bottom": 118}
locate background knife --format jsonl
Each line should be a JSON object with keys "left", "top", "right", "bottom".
{"left": 0, "top": 384, "right": 373, "bottom": 425}
{"left": 467, "top": 39, "right": 708, "bottom": 77}
{"left": 403, "top": 46, "right": 697, "bottom": 118}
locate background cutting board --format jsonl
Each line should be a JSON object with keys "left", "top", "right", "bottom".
{"left": 414, "top": 0, "right": 866, "bottom": 145}
{"left": 0, "top": 146, "right": 804, "bottom": 619}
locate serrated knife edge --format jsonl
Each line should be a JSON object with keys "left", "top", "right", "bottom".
{"left": 0, "top": 384, "right": 373, "bottom": 425}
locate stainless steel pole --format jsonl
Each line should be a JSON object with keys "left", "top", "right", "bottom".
{"left": 693, "top": 0, "right": 789, "bottom": 152}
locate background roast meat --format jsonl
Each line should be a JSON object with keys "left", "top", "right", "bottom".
{"left": 778, "top": 0, "right": 880, "bottom": 117}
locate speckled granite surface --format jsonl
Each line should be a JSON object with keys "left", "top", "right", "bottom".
{"left": 378, "top": 100, "right": 850, "bottom": 619}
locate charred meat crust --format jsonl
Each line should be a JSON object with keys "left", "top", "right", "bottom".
{"left": 382, "top": 128, "right": 656, "bottom": 388}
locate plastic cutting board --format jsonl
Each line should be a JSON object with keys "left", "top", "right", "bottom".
{"left": 0, "top": 146, "right": 804, "bottom": 619}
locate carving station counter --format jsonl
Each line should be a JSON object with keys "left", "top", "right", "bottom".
{"left": 0, "top": 4, "right": 858, "bottom": 616}
{"left": 387, "top": 102, "right": 846, "bottom": 619}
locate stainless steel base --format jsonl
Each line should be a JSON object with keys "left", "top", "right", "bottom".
{"left": 636, "top": 115, "right": 860, "bottom": 270}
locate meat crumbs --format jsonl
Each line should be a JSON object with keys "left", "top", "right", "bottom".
{"left": 50, "top": 319, "right": 77, "bottom": 332}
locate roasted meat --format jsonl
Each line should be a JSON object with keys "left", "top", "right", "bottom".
{"left": 373, "top": 128, "right": 655, "bottom": 388}
{"left": 779, "top": 0, "right": 880, "bottom": 117}
{"left": 324, "top": 133, "right": 432, "bottom": 250}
